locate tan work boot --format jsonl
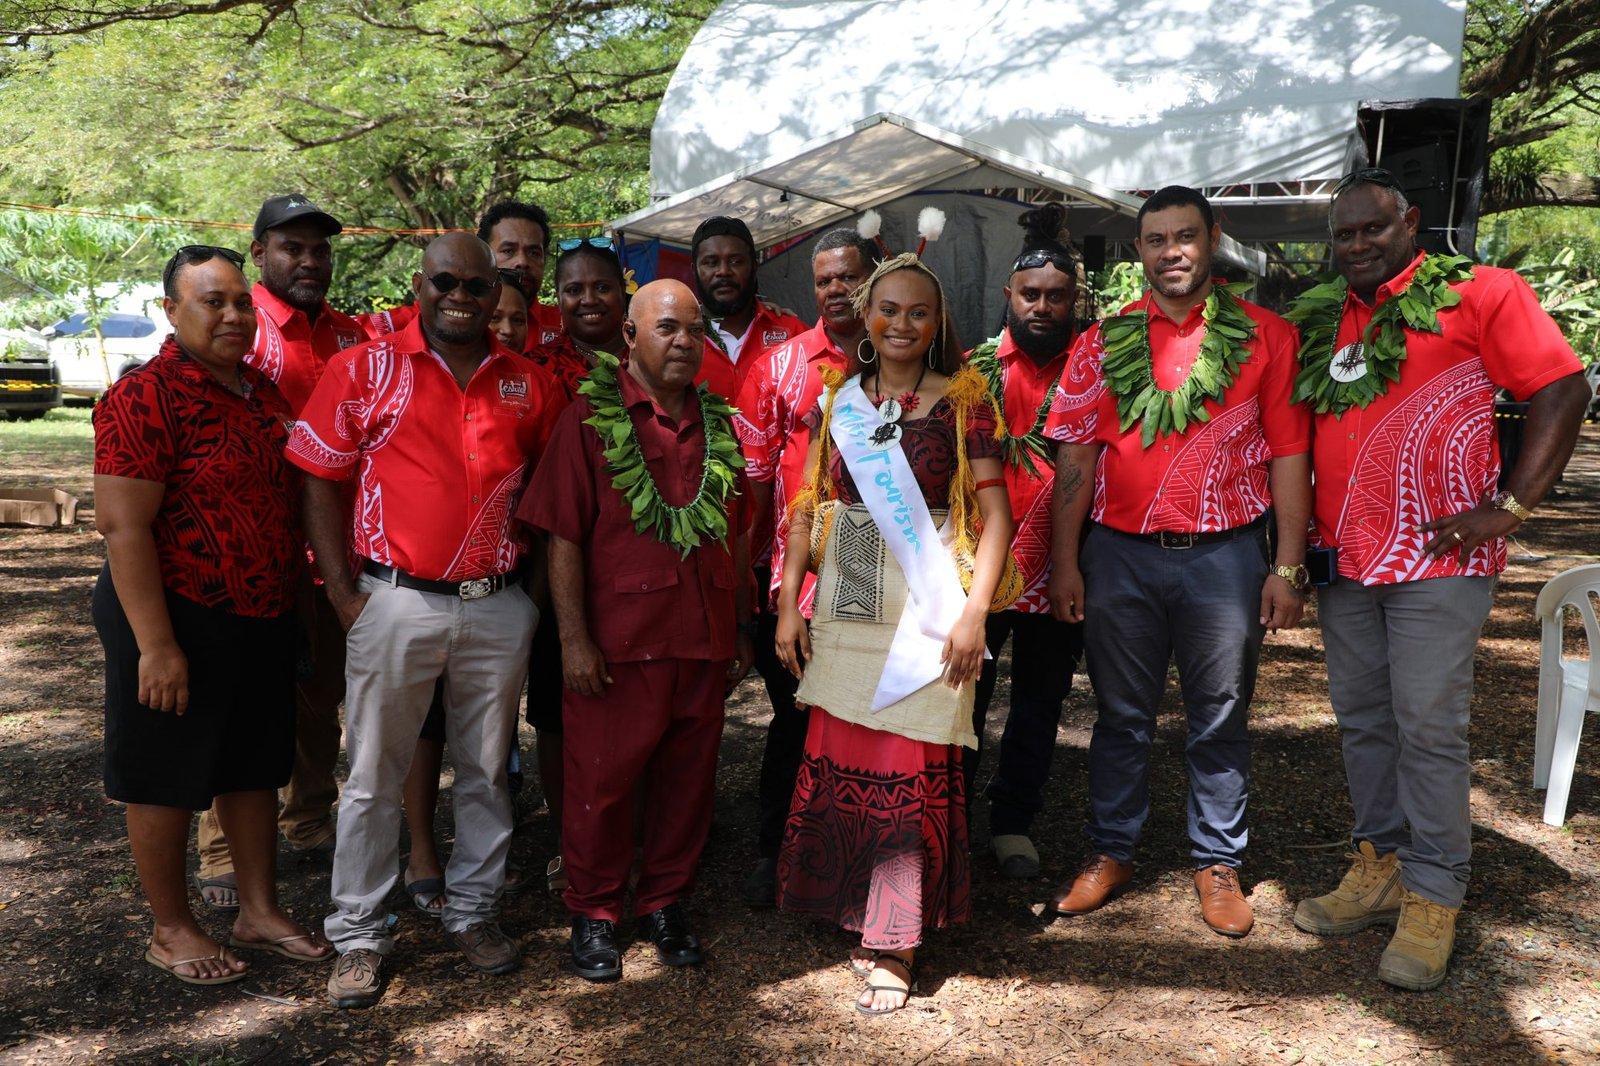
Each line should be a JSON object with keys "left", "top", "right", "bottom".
{"left": 1377, "top": 888, "right": 1458, "bottom": 991}
{"left": 1293, "top": 841, "right": 1402, "bottom": 935}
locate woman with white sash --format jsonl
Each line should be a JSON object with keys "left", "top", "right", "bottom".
{"left": 774, "top": 252, "right": 1013, "bottom": 1016}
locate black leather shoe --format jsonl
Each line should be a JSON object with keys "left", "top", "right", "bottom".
{"left": 569, "top": 916, "right": 621, "bottom": 982}
{"left": 636, "top": 902, "right": 704, "bottom": 967}
{"left": 742, "top": 857, "right": 778, "bottom": 908}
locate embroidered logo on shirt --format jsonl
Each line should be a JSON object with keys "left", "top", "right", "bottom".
{"left": 542, "top": 329, "right": 562, "bottom": 344}
{"left": 336, "top": 332, "right": 362, "bottom": 350}
{"left": 763, "top": 329, "right": 789, "bottom": 346}
{"left": 499, "top": 377, "right": 528, "bottom": 401}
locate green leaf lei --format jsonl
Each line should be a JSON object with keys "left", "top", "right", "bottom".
{"left": 967, "top": 338, "right": 1055, "bottom": 476}
{"left": 578, "top": 352, "right": 745, "bottom": 558}
{"left": 1284, "top": 253, "right": 1474, "bottom": 416}
{"left": 1099, "top": 283, "right": 1257, "bottom": 448}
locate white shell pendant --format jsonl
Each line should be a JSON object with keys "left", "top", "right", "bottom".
{"left": 1329, "top": 341, "right": 1368, "bottom": 383}
{"left": 866, "top": 422, "right": 903, "bottom": 450}
{"left": 876, "top": 396, "right": 903, "bottom": 423}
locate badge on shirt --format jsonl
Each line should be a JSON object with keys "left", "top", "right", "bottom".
{"left": 496, "top": 375, "right": 532, "bottom": 416}
{"left": 763, "top": 329, "right": 789, "bottom": 347}
{"left": 542, "top": 328, "right": 563, "bottom": 345}
{"left": 336, "top": 332, "right": 362, "bottom": 350}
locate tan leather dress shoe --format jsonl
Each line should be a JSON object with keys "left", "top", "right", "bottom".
{"left": 1050, "top": 854, "right": 1133, "bottom": 915}
{"left": 1194, "top": 865, "right": 1253, "bottom": 937}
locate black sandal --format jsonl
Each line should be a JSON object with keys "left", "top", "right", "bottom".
{"left": 854, "top": 952, "right": 917, "bottom": 1016}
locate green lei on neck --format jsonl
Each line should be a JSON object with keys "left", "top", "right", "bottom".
{"left": 578, "top": 353, "right": 745, "bottom": 558}
{"left": 1099, "top": 283, "right": 1257, "bottom": 448}
{"left": 967, "top": 337, "right": 1056, "bottom": 476}
{"left": 1285, "top": 253, "right": 1474, "bottom": 416}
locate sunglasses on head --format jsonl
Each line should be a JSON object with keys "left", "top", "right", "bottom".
{"left": 1012, "top": 248, "right": 1077, "bottom": 275}
{"left": 557, "top": 236, "right": 614, "bottom": 252}
{"left": 1334, "top": 167, "right": 1402, "bottom": 194}
{"left": 175, "top": 244, "right": 246, "bottom": 269}
{"left": 423, "top": 271, "right": 498, "bottom": 298}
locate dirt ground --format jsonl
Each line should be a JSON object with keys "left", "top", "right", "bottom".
{"left": 1, "top": 410, "right": 1598, "bottom": 1066}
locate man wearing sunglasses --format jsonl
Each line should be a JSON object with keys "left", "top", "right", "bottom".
{"left": 964, "top": 203, "right": 1086, "bottom": 882}
{"left": 289, "top": 233, "right": 563, "bottom": 1008}
{"left": 191, "top": 195, "right": 370, "bottom": 915}
{"left": 1289, "top": 169, "right": 1589, "bottom": 991}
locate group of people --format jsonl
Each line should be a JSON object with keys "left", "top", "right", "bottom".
{"left": 91, "top": 170, "right": 1589, "bottom": 1016}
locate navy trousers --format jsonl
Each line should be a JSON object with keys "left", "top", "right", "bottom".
{"left": 1079, "top": 522, "right": 1268, "bottom": 868}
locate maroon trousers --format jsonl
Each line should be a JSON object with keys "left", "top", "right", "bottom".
{"left": 562, "top": 658, "right": 728, "bottom": 921}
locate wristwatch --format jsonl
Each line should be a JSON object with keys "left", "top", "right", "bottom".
{"left": 1272, "top": 564, "right": 1310, "bottom": 591}
{"left": 1490, "top": 490, "right": 1533, "bottom": 521}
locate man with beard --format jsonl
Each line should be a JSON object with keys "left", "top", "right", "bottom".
{"left": 963, "top": 203, "right": 1086, "bottom": 880}
{"left": 1043, "top": 186, "right": 1311, "bottom": 938}
{"left": 289, "top": 233, "right": 562, "bottom": 1007}
{"left": 691, "top": 215, "right": 805, "bottom": 401}
{"left": 1288, "top": 170, "right": 1587, "bottom": 991}
{"left": 190, "top": 195, "right": 369, "bottom": 913}
{"left": 479, "top": 201, "right": 565, "bottom": 346}
{"left": 733, "top": 228, "right": 881, "bottom": 905}
{"left": 521, "top": 280, "right": 752, "bottom": 981}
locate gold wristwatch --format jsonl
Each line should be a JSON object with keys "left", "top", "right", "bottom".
{"left": 1272, "top": 564, "right": 1310, "bottom": 591}
{"left": 1490, "top": 491, "right": 1532, "bottom": 521}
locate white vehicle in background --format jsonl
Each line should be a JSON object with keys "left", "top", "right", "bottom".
{"left": 45, "top": 285, "right": 169, "bottom": 399}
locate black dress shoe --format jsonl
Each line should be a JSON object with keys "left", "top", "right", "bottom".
{"left": 636, "top": 902, "right": 704, "bottom": 967}
{"left": 742, "top": 857, "right": 778, "bottom": 908}
{"left": 570, "top": 915, "right": 621, "bottom": 982}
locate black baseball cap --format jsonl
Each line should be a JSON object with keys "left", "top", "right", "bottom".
{"left": 691, "top": 215, "right": 755, "bottom": 258}
{"left": 252, "top": 194, "right": 343, "bottom": 240}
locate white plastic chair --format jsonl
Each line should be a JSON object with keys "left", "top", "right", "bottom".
{"left": 1533, "top": 564, "right": 1600, "bottom": 826}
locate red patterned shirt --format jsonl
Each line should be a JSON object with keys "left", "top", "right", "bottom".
{"left": 1046, "top": 292, "right": 1309, "bottom": 534}
{"left": 975, "top": 329, "right": 1070, "bottom": 614}
{"left": 697, "top": 302, "right": 808, "bottom": 403}
{"left": 352, "top": 303, "right": 417, "bottom": 339}
{"left": 285, "top": 317, "right": 562, "bottom": 581}
{"left": 528, "top": 332, "right": 596, "bottom": 403}
{"left": 1311, "top": 253, "right": 1582, "bottom": 585}
{"left": 94, "top": 337, "right": 300, "bottom": 618}
{"left": 244, "top": 282, "right": 368, "bottom": 416}
{"left": 734, "top": 323, "right": 850, "bottom": 595}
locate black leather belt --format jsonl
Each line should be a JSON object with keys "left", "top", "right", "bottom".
{"left": 1098, "top": 513, "right": 1268, "bottom": 550}
{"left": 363, "top": 560, "right": 521, "bottom": 600}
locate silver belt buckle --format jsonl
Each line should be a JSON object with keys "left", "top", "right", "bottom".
{"left": 458, "top": 577, "right": 494, "bottom": 600}
{"left": 1158, "top": 531, "right": 1195, "bottom": 550}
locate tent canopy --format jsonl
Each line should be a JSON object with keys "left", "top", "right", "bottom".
{"left": 651, "top": 0, "right": 1467, "bottom": 199}
{"left": 612, "top": 113, "right": 1265, "bottom": 272}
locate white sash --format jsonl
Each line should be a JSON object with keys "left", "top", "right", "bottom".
{"left": 828, "top": 376, "right": 970, "bottom": 710}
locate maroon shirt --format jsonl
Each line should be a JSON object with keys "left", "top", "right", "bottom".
{"left": 519, "top": 369, "right": 749, "bottom": 663}
{"left": 94, "top": 336, "right": 300, "bottom": 617}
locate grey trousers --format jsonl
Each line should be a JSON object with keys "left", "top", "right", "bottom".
{"left": 1318, "top": 576, "right": 1494, "bottom": 909}
{"left": 324, "top": 573, "right": 536, "bottom": 953}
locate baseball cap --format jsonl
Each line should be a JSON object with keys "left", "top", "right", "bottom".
{"left": 253, "top": 194, "right": 343, "bottom": 240}
{"left": 691, "top": 215, "right": 755, "bottom": 258}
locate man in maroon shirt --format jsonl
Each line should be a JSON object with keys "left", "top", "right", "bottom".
{"left": 193, "top": 194, "right": 368, "bottom": 912}
{"left": 520, "top": 279, "right": 753, "bottom": 982}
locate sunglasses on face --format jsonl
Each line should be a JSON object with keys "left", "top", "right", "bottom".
{"left": 1334, "top": 167, "right": 1403, "bottom": 194}
{"left": 423, "top": 271, "right": 498, "bottom": 298}
{"left": 556, "top": 236, "right": 614, "bottom": 252}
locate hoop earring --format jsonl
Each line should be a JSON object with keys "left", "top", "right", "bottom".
{"left": 857, "top": 339, "right": 877, "bottom": 366}
{"left": 927, "top": 332, "right": 941, "bottom": 370}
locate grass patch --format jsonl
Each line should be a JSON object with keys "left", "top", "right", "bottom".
{"left": 0, "top": 406, "right": 95, "bottom": 493}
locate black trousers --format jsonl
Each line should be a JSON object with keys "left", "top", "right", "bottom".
{"left": 753, "top": 567, "right": 809, "bottom": 858}
{"left": 967, "top": 610, "right": 1084, "bottom": 837}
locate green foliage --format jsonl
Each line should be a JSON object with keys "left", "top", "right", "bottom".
{"left": 0, "top": 207, "right": 189, "bottom": 329}
{"left": 1087, "top": 263, "right": 1144, "bottom": 317}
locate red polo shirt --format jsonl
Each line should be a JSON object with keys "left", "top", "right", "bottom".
{"left": 531, "top": 301, "right": 564, "bottom": 347}
{"left": 1311, "top": 253, "right": 1582, "bottom": 585}
{"left": 519, "top": 369, "right": 749, "bottom": 663}
{"left": 1046, "top": 291, "right": 1309, "bottom": 534}
{"left": 528, "top": 332, "right": 596, "bottom": 403}
{"left": 697, "top": 302, "right": 808, "bottom": 402}
{"left": 974, "top": 329, "right": 1070, "bottom": 614}
{"left": 95, "top": 337, "right": 300, "bottom": 618}
{"left": 244, "top": 283, "right": 368, "bottom": 416}
{"left": 734, "top": 323, "right": 850, "bottom": 594}
{"left": 285, "top": 317, "right": 562, "bottom": 582}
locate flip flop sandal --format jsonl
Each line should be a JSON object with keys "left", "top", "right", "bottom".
{"left": 854, "top": 953, "right": 918, "bottom": 1016}
{"left": 192, "top": 873, "right": 240, "bottom": 914}
{"left": 227, "top": 932, "right": 333, "bottom": 963}
{"left": 404, "top": 877, "right": 446, "bottom": 916}
{"left": 847, "top": 950, "right": 877, "bottom": 978}
{"left": 144, "top": 948, "right": 247, "bottom": 986}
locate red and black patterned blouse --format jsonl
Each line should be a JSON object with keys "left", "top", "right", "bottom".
{"left": 805, "top": 393, "right": 1001, "bottom": 508}
{"left": 94, "top": 336, "right": 301, "bottom": 618}
{"left": 527, "top": 332, "right": 595, "bottom": 404}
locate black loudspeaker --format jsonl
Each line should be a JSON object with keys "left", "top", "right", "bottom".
{"left": 1082, "top": 235, "right": 1106, "bottom": 273}
{"left": 1356, "top": 99, "right": 1491, "bottom": 256}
